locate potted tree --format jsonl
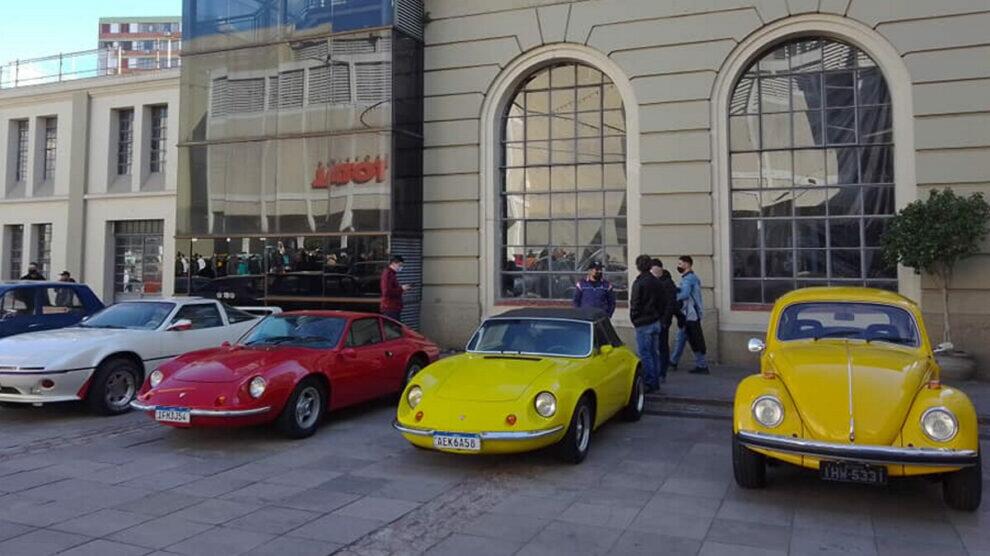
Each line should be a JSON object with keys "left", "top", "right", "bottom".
{"left": 881, "top": 188, "right": 990, "bottom": 381}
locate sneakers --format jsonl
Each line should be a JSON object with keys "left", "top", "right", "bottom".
{"left": 688, "top": 367, "right": 710, "bottom": 375}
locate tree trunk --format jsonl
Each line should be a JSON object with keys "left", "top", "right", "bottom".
{"left": 940, "top": 271, "right": 952, "bottom": 347}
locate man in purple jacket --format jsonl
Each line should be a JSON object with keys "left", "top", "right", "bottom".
{"left": 572, "top": 261, "right": 616, "bottom": 317}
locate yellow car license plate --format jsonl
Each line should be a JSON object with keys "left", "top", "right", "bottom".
{"left": 433, "top": 432, "right": 481, "bottom": 451}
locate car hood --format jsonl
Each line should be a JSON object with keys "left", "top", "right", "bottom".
{"left": 772, "top": 341, "right": 930, "bottom": 445}
{"left": 430, "top": 353, "right": 558, "bottom": 403}
{"left": 168, "top": 346, "right": 317, "bottom": 384}
{"left": 0, "top": 327, "right": 135, "bottom": 368}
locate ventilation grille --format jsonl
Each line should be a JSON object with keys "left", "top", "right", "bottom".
{"left": 355, "top": 62, "right": 391, "bottom": 103}
{"left": 210, "top": 77, "right": 229, "bottom": 118}
{"left": 267, "top": 76, "right": 279, "bottom": 110}
{"left": 294, "top": 39, "right": 329, "bottom": 62}
{"left": 394, "top": 0, "right": 424, "bottom": 40}
{"left": 278, "top": 70, "right": 304, "bottom": 109}
{"left": 229, "top": 78, "right": 265, "bottom": 114}
{"left": 308, "top": 63, "right": 351, "bottom": 104}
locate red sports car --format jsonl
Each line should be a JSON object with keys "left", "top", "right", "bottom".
{"left": 131, "top": 311, "right": 440, "bottom": 438}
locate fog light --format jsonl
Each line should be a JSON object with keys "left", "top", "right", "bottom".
{"left": 40, "top": 379, "right": 55, "bottom": 389}
{"left": 506, "top": 414, "right": 517, "bottom": 426}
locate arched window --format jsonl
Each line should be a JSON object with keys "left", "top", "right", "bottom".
{"left": 728, "top": 38, "right": 897, "bottom": 306}
{"left": 498, "top": 62, "right": 627, "bottom": 301}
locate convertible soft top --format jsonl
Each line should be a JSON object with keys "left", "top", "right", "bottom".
{"left": 493, "top": 307, "right": 609, "bottom": 323}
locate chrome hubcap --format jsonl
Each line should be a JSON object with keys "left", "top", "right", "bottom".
{"left": 295, "top": 386, "right": 321, "bottom": 429}
{"left": 635, "top": 377, "right": 645, "bottom": 413}
{"left": 105, "top": 370, "right": 135, "bottom": 409}
{"left": 576, "top": 405, "right": 591, "bottom": 453}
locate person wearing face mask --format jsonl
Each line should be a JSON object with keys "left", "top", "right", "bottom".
{"left": 380, "top": 255, "right": 412, "bottom": 322}
{"left": 670, "top": 255, "right": 709, "bottom": 374}
{"left": 572, "top": 261, "right": 616, "bottom": 317}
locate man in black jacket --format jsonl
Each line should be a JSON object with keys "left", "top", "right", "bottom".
{"left": 651, "top": 259, "right": 678, "bottom": 382}
{"left": 630, "top": 255, "right": 664, "bottom": 392}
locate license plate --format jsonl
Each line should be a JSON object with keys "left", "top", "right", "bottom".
{"left": 155, "top": 406, "right": 191, "bottom": 424}
{"left": 820, "top": 461, "right": 887, "bottom": 485}
{"left": 433, "top": 432, "right": 481, "bottom": 452}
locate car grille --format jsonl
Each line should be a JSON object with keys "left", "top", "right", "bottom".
{"left": 0, "top": 387, "right": 21, "bottom": 395}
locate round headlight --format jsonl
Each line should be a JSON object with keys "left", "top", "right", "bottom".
{"left": 149, "top": 370, "right": 164, "bottom": 388}
{"left": 752, "top": 396, "right": 784, "bottom": 428}
{"left": 249, "top": 376, "right": 267, "bottom": 399}
{"left": 921, "top": 407, "right": 958, "bottom": 442}
{"left": 535, "top": 392, "right": 557, "bottom": 418}
{"left": 407, "top": 385, "right": 423, "bottom": 409}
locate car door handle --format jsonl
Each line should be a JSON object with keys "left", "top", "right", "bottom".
{"left": 28, "top": 323, "right": 42, "bottom": 328}
{"left": 385, "top": 351, "right": 393, "bottom": 358}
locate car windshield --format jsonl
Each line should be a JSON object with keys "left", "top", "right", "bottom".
{"left": 467, "top": 318, "right": 592, "bottom": 357}
{"left": 241, "top": 315, "right": 346, "bottom": 349}
{"left": 81, "top": 302, "right": 175, "bottom": 331}
{"left": 777, "top": 302, "right": 920, "bottom": 347}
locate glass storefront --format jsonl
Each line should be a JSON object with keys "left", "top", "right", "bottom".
{"left": 178, "top": 1, "right": 423, "bottom": 315}
{"left": 114, "top": 220, "right": 164, "bottom": 300}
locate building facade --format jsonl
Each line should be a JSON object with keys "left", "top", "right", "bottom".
{"left": 0, "top": 69, "right": 179, "bottom": 303}
{"left": 98, "top": 16, "right": 182, "bottom": 74}
{"left": 417, "top": 0, "right": 990, "bottom": 369}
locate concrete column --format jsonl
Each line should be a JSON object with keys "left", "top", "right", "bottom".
{"left": 133, "top": 105, "right": 148, "bottom": 192}
{"left": 65, "top": 91, "right": 89, "bottom": 279}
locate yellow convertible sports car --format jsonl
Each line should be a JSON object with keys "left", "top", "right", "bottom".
{"left": 393, "top": 308, "right": 644, "bottom": 463}
{"left": 734, "top": 287, "right": 981, "bottom": 511}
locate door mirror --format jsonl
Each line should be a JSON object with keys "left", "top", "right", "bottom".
{"left": 341, "top": 348, "right": 357, "bottom": 359}
{"left": 747, "top": 338, "right": 766, "bottom": 353}
{"left": 166, "top": 319, "right": 193, "bottom": 332}
{"left": 600, "top": 345, "right": 614, "bottom": 355}
{"left": 934, "top": 342, "right": 954, "bottom": 355}
{"left": 221, "top": 341, "right": 231, "bottom": 348}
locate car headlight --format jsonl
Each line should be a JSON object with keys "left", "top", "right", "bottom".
{"left": 752, "top": 396, "right": 784, "bottom": 428}
{"left": 407, "top": 385, "right": 423, "bottom": 409}
{"left": 921, "top": 407, "right": 958, "bottom": 442}
{"left": 249, "top": 376, "right": 267, "bottom": 399}
{"left": 149, "top": 370, "right": 164, "bottom": 388}
{"left": 535, "top": 392, "right": 557, "bottom": 418}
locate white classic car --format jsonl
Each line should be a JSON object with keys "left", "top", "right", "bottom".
{"left": 0, "top": 298, "right": 260, "bottom": 414}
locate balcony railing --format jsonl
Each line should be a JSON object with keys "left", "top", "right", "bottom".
{"left": 0, "top": 45, "right": 180, "bottom": 90}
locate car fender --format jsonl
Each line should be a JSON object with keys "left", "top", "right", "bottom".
{"left": 900, "top": 385, "right": 979, "bottom": 452}
{"left": 733, "top": 374, "right": 803, "bottom": 438}
{"left": 523, "top": 360, "right": 598, "bottom": 427}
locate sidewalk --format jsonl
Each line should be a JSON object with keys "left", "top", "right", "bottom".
{"left": 648, "top": 364, "right": 990, "bottom": 422}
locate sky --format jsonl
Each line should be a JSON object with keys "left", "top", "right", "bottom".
{"left": 0, "top": 1, "right": 181, "bottom": 63}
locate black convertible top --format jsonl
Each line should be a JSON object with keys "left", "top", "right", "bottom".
{"left": 492, "top": 307, "right": 608, "bottom": 323}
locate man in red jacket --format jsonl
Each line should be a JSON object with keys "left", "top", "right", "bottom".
{"left": 380, "top": 255, "right": 410, "bottom": 322}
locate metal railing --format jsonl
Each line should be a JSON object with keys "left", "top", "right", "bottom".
{"left": 1, "top": 44, "right": 180, "bottom": 89}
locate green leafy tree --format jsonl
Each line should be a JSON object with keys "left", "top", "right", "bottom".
{"left": 881, "top": 189, "right": 990, "bottom": 346}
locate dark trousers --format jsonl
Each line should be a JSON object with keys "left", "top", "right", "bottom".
{"left": 658, "top": 324, "right": 670, "bottom": 379}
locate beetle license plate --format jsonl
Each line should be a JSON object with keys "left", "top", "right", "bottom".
{"left": 820, "top": 461, "right": 887, "bottom": 485}
{"left": 433, "top": 432, "right": 481, "bottom": 452}
{"left": 155, "top": 406, "right": 191, "bottom": 424}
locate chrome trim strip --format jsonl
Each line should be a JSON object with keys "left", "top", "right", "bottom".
{"left": 846, "top": 341, "right": 856, "bottom": 443}
{"left": 392, "top": 420, "right": 564, "bottom": 441}
{"left": 738, "top": 430, "right": 978, "bottom": 467}
{"left": 130, "top": 401, "right": 271, "bottom": 417}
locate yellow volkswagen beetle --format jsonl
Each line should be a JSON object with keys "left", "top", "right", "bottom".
{"left": 733, "top": 287, "right": 981, "bottom": 510}
{"left": 393, "top": 308, "right": 644, "bottom": 463}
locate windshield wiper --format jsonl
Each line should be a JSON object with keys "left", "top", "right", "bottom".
{"left": 246, "top": 335, "right": 326, "bottom": 346}
{"left": 813, "top": 330, "right": 859, "bottom": 341}
{"left": 866, "top": 336, "right": 914, "bottom": 345}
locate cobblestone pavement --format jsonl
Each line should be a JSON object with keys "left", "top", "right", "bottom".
{"left": 0, "top": 401, "right": 988, "bottom": 555}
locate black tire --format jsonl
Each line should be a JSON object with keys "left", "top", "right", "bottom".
{"left": 732, "top": 434, "right": 767, "bottom": 488}
{"left": 621, "top": 369, "right": 645, "bottom": 422}
{"left": 87, "top": 357, "right": 141, "bottom": 416}
{"left": 943, "top": 451, "right": 982, "bottom": 511}
{"left": 276, "top": 377, "right": 327, "bottom": 439}
{"left": 403, "top": 357, "right": 427, "bottom": 389}
{"left": 556, "top": 395, "right": 594, "bottom": 464}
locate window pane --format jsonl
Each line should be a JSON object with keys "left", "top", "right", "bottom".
{"left": 759, "top": 44, "right": 790, "bottom": 75}
{"left": 551, "top": 90, "right": 575, "bottom": 114}
{"left": 762, "top": 151, "right": 792, "bottom": 188}
{"left": 865, "top": 249, "right": 897, "bottom": 279}
{"left": 551, "top": 115, "right": 576, "bottom": 140}
{"left": 552, "top": 65, "right": 575, "bottom": 88}
{"left": 828, "top": 187, "right": 863, "bottom": 216}
{"left": 528, "top": 116, "right": 549, "bottom": 140}
{"left": 604, "top": 192, "right": 626, "bottom": 218}
{"left": 762, "top": 190, "right": 793, "bottom": 218}
{"left": 793, "top": 149, "right": 825, "bottom": 186}
{"left": 733, "top": 280, "right": 762, "bottom": 303}
{"left": 825, "top": 108, "right": 856, "bottom": 144}
{"left": 526, "top": 167, "right": 549, "bottom": 192}
{"left": 730, "top": 115, "right": 760, "bottom": 151}
{"left": 550, "top": 166, "right": 576, "bottom": 191}
{"left": 603, "top": 83, "right": 622, "bottom": 109}
{"left": 505, "top": 143, "right": 525, "bottom": 167}
{"left": 526, "top": 195, "right": 550, "bottom": 219}
{"left": 576, "top": 87, "right": 601, "bottom": 112}
{"left": 864, "top": 218, "right": 890, "bottom": 247}
{"left": 733, "top": 220, "right": 760, "bottom": 249}
{"left": 824, "top": 72, "right": 855, "bottom": 107}
{"left": 603, "top": 164, "right": 625, "bottom": 188}
{"left": 763, "top": 220, "right": 794, "bottom": 248}
{"left": 551, "top": 193, "right": 576, "bottom": 218}
{"left": 730, "top": 78, "right": 758, "bottom": 115}
{"left": 505, "top": 168, "right": 524, "bottom": 192}
{"left": 860, "top": 146, "right": 893, "bottom": 184}
{"left": 762, "top": 113, "right": 792, "bottom": 149}
{"left": 798, "top": 249, "right": 828, "bottom": 278}
{"left": 732, "top": 251, "right": 761, "bottom": 278}
{"left": 857, "top": 68, "right": 890, "bottom": 105}
{"left": 765, "top": 280, "right": 795, "bottom": 303}
{"left": 732, "top": 191, "right": 761, "bottom": 218}
{"left": 793, "top": 111, "right": 824, "bottom": 148}
{"left": 731, "top": 153, "right": 761, "bottom": 189}
{"left": 792, "top": 74, "right": 822, "bottom": 110}
{"left": 829, "top": 219, "right": 861, "bottom": 248}
{"left": 603, "top": 110, "right": 625, "bottom": 134}
{"left": 576, "top": 165, "right": 603, "bottom": 190}
{"left": 551, "top": 220, "right": 576, "bottom": 246}
{"left": 504, "top": 221, "right": 523, "bottom": 245}
{"left": 525, "top": 221, "right": 549, "bottom": 245}
{"left": 831, "top": 250, "right": 862, "bottom": 278}
{"left": 576, "top": 138, "right": 602, "bottom": 163}
{"left": 823, "top": 41, "right": 856, "bottom": 70}
{"left": 795, "top": 186, "right": 828, "bottom": 216}
{"left": 603, "top": 219, "right": 625, "bottom": 245}
{"left": 863, "top": 186, "right": 895, "bottom": 216}
{"left": 796, "top": 219, "right": 827, "bottom": 248}
{"left": 552, "top": 139, "right": 576, "bottom": 164}
{"left": 505, "top": 195, "right": 524, "bottom": 219}
{"left": 858, "top": 106, "right": 891, "bottom": 144}
{"left": 577, "top": 112, "right": 602, "bottom": 137}
{"left": 826, "top": 147, "right": 859, "bottom": 184}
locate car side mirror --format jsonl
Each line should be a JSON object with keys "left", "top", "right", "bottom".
{"left": 341, "top": 348, "right": 357, "bottom": 359}
{"left": 748, "top": 338, "right": 766, "bottom": 353}
{"left": 933, "top": 342, "right": 954, "bottom": 355}
{"left": 166, "top": 319, "right": 193, "bottom": 332}
{"left": 600, "top": 345, "right": 614, "bottom": 355}
{"left": 221, "top": 341, "right": 231, "bottom": 348}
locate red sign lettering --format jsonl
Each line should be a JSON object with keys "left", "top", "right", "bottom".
{"left": 311, "top": 156, "right": 388, "bottom": 189}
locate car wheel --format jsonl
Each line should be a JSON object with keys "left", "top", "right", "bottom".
{"left": 943, "top": 451, "right": 982, "bottom": 511}
{"left": 732, "top": 434, "right": 767, "bottom": 488}
{"left": 276, "top": 378, "right": 327, "bottom": 439}
{"left": 87, "top": 357, "right": 140, "bottom": 416}
{"left": 403, "top": 357, "right": 427, "bottom": 388}
{"left": 621, "top": 369, "right": 646, "bottom": 422}
{"left": 556, "top": 395, "right": 594, "bottom": 464}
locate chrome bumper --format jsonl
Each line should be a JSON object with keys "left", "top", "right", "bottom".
{"left": 738, "top": 430, "right": 978, "bottom": 467}
{"left": 392, "top": 420, "right": 564, "bottom": 441}
{"left": 130, "top": 401, "right": 272, "bottom": 418}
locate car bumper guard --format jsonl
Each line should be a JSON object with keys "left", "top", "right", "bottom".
{"left": 393, "top": 420, "right": 564, "bottom": 441}
{"left": 130, "top": 401, "right": 271, "bottom": 418}
{"left": 737, "top": 430, "right": 978, "bottom": 467}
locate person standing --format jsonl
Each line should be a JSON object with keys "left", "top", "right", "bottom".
{"left": 630, "top": 255, "right": 664, "bottom": 392}
{"left": 572, "top": 261, "right": 616, "bottom": 317}
{"left": 650, "top": 259, "right": 677, "bottom": 383}
{"left": 20, "top": 262, "right": 45, "bottom": 281}
{"left": 670, "top": 255, "right": 709, "bottom": 374}
{"left": 380, "top": 255, "right": 410, "bottom": 322}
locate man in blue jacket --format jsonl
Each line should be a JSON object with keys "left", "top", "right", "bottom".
{"left": 670, "top": 255, "right": 709, "bottom": 374}
{"left": 572, "top": 261, "right": 616, "bottom": 317}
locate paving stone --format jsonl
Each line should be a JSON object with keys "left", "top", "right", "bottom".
{"left": 222, "top": 482, "right": 310, "bottom": 505}
{"left": 260, "top": 468, "right": 342, "bottom": 488}
{"left": 0, "top": 470, "right": 67, "bottom": 492}
{"left": 876, "top": 537, "right": 968, "bottom": 556}
{"left": 0, "top": 519, "right": 34, "bottom": 541}
{"left": 318, "top": 474, "right": 389, "bottom": 495}
{"left": 287, "top": 514, "right": 384, "bottom": 544}
{"left": 699, "top": 541, "right": 787, "bottom": 556}
{"left": 121, "top": 471, "right": 202, "bottom": 491}
{"left": 58, "top": 539, "right": 153, "bottom": 556}
{"left": 334, "top": 496, "right": 421, "bottom": 522}
{"left": 628, "top": 510, "right": 713, "bottom": 541}
{"left": 52, "top": 509, "right": 152, "bottom": 537}
{"left": 659, "top": 477, "right": 730, "bottom": 499}
{"left": 575, "top": 485, "right": 653, "bottom": 510}
{"left": 272, "top": 486, "right": 362, "bottom": 513}
{"left": 557, "top": 502, "right": 639, "bottom": 529}
{"left": 426, "top": 533, "right": 522, "bottom": 556}
{"left": 225, "top": 506, "right": 321, "bottom": 535}
{"left": 0, "top": 499, "right": 97, "bottom": 527}
{"left": 640, "top": 492, "right": 722, "bottom": 519}
{"left": 170, "top": 499, "right": 261, "bottom": 525}
{"left": 871, "top": 514, "right": 963, "bottom": 548}
{"left": 372, "top": 478, "right": 455, "bottom": 503}
{"left": 789, "top": 527, "right": 879, "bottom": 555}
{"left": 715, "top": 499, "right": 793, "bottom": 527}
{"left": 792, "top": 507, "right": 874, "bottom": 537}
{"left": 704, "top": 518, "right": 791, "bottom": 552}
{"left": 608, "top": 529, "right": 701, "bottom": 556}
{"left": 517, "top": 520, "right": 623, "bottom": 556}
{"left": 0, "top": 528, "right": 91, "bottom": 555}
{"left": 488, "top": 493, "right": 573, "bottom": 519}
{"left": 108, "top": 516, "right": 214, "bottom": 550}
{"left": 114, "top": 491, "right": 208, "bottom": 517}
{"left": 244, "top": 536, "right": 342, "bottom": 556}
{"left": 165, "top": 526, "right": 274, "bottom": 556}
{"left": 170, "top": 475, "right": 255, "bottom": 498}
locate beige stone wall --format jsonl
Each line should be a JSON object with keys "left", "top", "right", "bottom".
{"left": 421, "top": 0, "right": 990, "bottom": 364}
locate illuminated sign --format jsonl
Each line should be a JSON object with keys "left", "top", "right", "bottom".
{"left": 311, "top": 156, "right": 388, "bottom": 189}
